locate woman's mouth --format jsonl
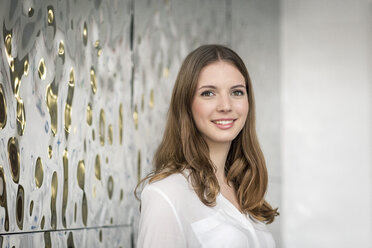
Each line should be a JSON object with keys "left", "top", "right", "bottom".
{"left": 212, "top": 119, "right": 235, "bottom": 129}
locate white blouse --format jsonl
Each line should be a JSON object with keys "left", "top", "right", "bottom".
{"left": 137, "top": 172, "right": 276, "bottom": 248}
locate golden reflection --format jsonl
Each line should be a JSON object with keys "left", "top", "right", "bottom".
{"left": 67, "top": 232, "right": 75, "bottom": 248}
{"left": 77, "top": 160, "right": 85, "bottom": 190}
{"left": 87, "top": 103, "right": 92, "bottom": 126}
{"left": 16, "top": 97, "right": 26, "bottom": 136}
{"left": 90, "top": 67, "right": 97, "bottom": 94}
{"left": 46, "top": 83, "right": 58, "bottom": 136}
{"left": 95, "top": 154, "right": 101, "bottom": 180}
{"left": 108, "top": 124, "right": 113, "bottom": 145}
{"left": 5, "top": 34, "right": 12, "bottom": 60}
{"left": 16, "top": 185, "right": 24, "bottom": 230}
{"left": 82, "top": 192, "right": 88, "bottom": 226}
{"left": 99, "top": 109, "right": 105, "bottom": 146}
{"left": 107, "top": 176, "right": 114, "bottom": 199}
{"left": 8, "top": 137, "right": 20, "bottom": 183}
{"left": 0, "top": 84, "right": 7, "bottom": 129}
{"left": 48, "top": 145, "right": 53, "bottom": 159}
{"left": 47, "top": 8, "right": 54, "bottom": 24}
{"left": 51, "top": 171, "right": 58, "bottom": 229}
{"left": 62, "top": 148, "right": 68, "bottom": 228}
{"left": 35, "top": 157, "right": 44, "bottom": 188}
{"left": 133, "top": 105, "right": 138, "bottom": 129}
{"left": 58, "top": 40, "right": 65, "bottom": 55}
{"left": 0, "top": 166, "right": 9, "bottom": 231}
{"left": 44, "top": 231, "right": 51, "bottom": 248}
{"left": 41, "top": 215, "right": 45, "bottom": 229}
{"left": 28, "top": 8, "right": 34, "bottom": 17}
{"left": 83, "top": 22, "right": 88, "bottom": 46}
{"left": 149, "top": 89, "right": 154, "bottom": 109}
{"left": 64, "top": 68, "right": 75, "bottom": 138}
{"left": 29, "top": 200, "right": 33, "bottom": 216}
{"left": 120, "top": 189, "right": 124, "bottom": 201}
{"left": 38, "top": 58, "right": 46, "bottom": 80}
{"left": 24, "top": 59, "right": 29, "bottom": 76}
{"left": 163, "top": 67, "right": 169, "bottom": 78}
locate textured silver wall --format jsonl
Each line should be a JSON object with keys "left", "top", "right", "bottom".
{"left": 0, "top": 0, "right": 281, "bottom": 247}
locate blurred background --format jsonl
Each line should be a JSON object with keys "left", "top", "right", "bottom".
{"left": 0, "top": 0, "right": 371, "bottom": 247}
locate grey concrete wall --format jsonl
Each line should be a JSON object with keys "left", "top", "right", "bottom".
{"left": 281, "top": 0, "right": 372, "bottom": 247}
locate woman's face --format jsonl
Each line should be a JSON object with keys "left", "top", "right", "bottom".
{"left": 191, "top": 61, "right": 249, "bottom": 147}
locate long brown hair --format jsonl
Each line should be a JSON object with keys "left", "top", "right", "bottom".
{"left": 138, "top": 44, "right": 278, "bottom": 223}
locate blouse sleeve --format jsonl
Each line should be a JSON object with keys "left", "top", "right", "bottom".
{"left": 137, "top": 185, "right": 186, "bottom": 248}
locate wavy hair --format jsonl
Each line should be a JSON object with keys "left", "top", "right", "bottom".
{"left": 137, "top": 44, "right": 278, "bottom": 223}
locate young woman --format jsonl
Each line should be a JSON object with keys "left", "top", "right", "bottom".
{"left": 137, "top": 44, "right": 278, "bottom": 247}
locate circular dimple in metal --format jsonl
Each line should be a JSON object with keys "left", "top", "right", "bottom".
{"left": 48, "top": 145, "right": 53, "bottom": 159}
{"left": 16, "top": 96, "right": 26, "bottom": 136}
{"left": 99, "top": 109, "right": 105, "bottom": 146}
{"left": 119, "top": 103, "right": 123, "bottom": 144}
{"left": 29, "top": 200, "right": 34, "bottom": 216}
{"left": 58, "top": 40, "right": 64, "bottom": 56}
{"left": 47, "top": 8, "right": 54, "bottom": 24}
{"left": 51, "top": 171, "right": 58, "bottom": 229}
{"left": 0, "top": 166, "right": 6, "bottom": 205}
{"left": 46, "top": 83, "right": 58, "bottom": 136}
{"left": 108, "top": 124, "right": 113, "bottom": 145}
{"left": 35, "top": 157, "right": 44, "bottom": 188}
{"left": 74, "top": 202, "right": 77, "bottom": 223}
{"left": 90, "top": 67, "right": 97, "bottom": 94}
{"left": 0, "top": 84, "right": 7, "bottom": 129}
{"left": 44, "top": 231, "right": 51, "bottom": 248}
{"left": 107, "top": 176, "right": 114, "bottom": 200}
{"left": 77, "top": 160, "right": 85, "bottom": 190}
{"left": 0, "top": 166, "right": 9, "bottom": 231}
{"left": 82, "top": 192, "right": 88, "bottom": 226}
{"left": 86, "top": 103, "right": 92, "bottom": 126}
{"left": 95, "top": 155, "right": 101, "bottom": 180}
{"left": 41, "top": 215, "right": 45, "bottom": 229}
{"left": 16, "top": 184, "right": 24, "bottom": 230}
{"left": 5, "top": 34, "right": 12, "bottom": 58}
{"left": 67, "top": 232, "right": 75, "bottom": 247}
{"left": 38, "top": 58, "right": 46, "bottom": 80}
{"left": 83, "top": 22, "right": 88, "bottom": 46}
{"left": 23, "top": 59, "right": 29, "bottom": 76}
{"left": 7, "top": 137, "right": 20, "bottom": 183}
{"left": 28, "top": 8, "right": 34, "bottom": 17}
{"left": 62, "top": 148, "right": 68, "bottom": 228}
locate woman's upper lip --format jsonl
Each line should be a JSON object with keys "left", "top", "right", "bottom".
{"left": 211, "top": 118, "right": 236, "bottom": 122}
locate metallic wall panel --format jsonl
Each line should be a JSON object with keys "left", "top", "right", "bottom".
{"left": 0, "top": 0, "right": 282, "bottom": 246}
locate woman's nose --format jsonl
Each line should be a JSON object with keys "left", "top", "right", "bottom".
{"left": 216, "top": 94, "right": 232, "bottom": 112}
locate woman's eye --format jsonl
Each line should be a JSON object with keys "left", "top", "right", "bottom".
{"left": 201, "top": 91, "right": 214, "bottom": 97}
{"left": 232, "top": 90, "right": 244, "bottom": 96}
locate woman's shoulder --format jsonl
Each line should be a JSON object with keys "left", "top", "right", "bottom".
{"left": 144, "top": 172, "right": 190, "bottom": 193}
{"left": 141, "top": 171, "right": 195, "bottom": 204}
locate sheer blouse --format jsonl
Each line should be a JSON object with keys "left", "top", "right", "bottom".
{"left": 137, "top": 172, "right": 275, "bottom": 248}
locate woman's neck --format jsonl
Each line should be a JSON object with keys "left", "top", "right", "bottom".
{"left": 207, "top": 142, "right": 231, "bottom": 183}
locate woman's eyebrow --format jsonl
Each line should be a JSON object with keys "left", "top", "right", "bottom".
{"left": 198, "top": 84, "right": 245, "bottom": 90}
{"left": 198, "top": 85, "right": 217, "bottom": 90}
{"left": 231, "top": 84, "right": 246, "bottom": 89}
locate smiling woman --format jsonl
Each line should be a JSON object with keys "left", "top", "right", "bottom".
{"left": 136, "top": 44, "right": 279, "bottom": 248}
